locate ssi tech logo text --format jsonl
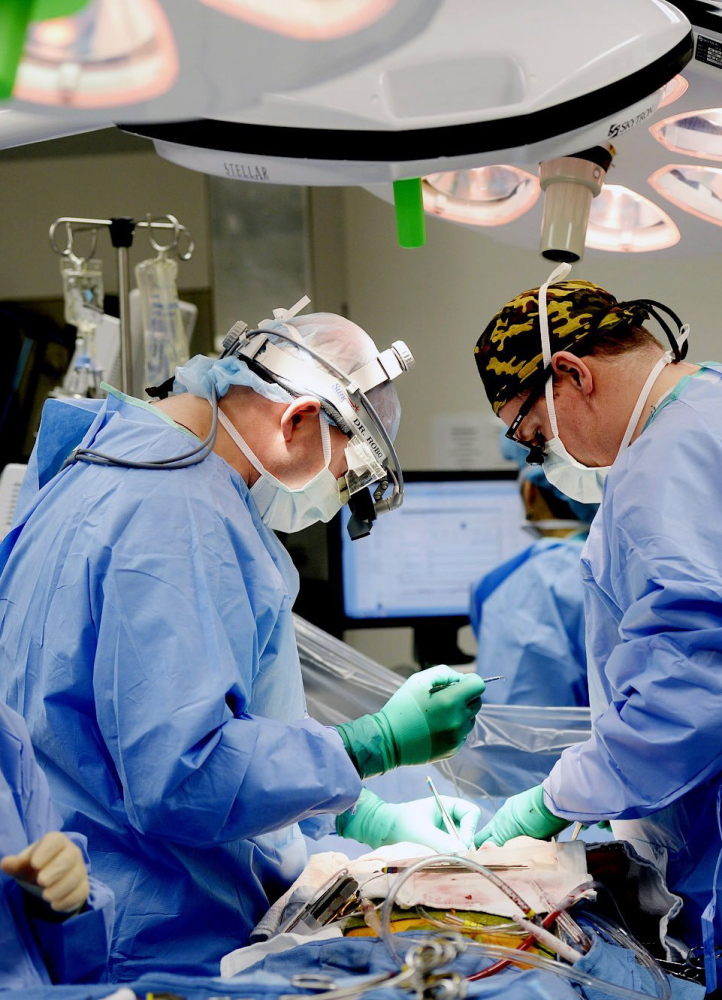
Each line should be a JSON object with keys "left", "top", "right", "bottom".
{"left": 607, "top": 105, "right": 655, "bottom": 139}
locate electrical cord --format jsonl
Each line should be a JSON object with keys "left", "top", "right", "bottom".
{"left": 63, "top": 386, "right": 220, "bottom": 472}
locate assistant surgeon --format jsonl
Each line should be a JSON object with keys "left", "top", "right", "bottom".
{"left": 473, "top": 266, "right": 722, "bottom": 990}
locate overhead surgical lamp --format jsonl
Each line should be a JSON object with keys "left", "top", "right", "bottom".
{"left": 119, "top": 0, "right": 693, "bottom": 251}
{"left": 422, "top": 166, "right": 540, "bottom": 227}
{"left": 0, "top": 0, "right": 89, "bottom": 98}
{"left": 658, "top": 74, "right": 689, "bottom": 108}
{"left": 2, "top": 0, "right": 441, "bottom": 127}
{"left": 650, "top": 107, "right": 722, "bottom": 159}
{"left": 585, "top": 183, "right": 680, "bottom": 252}
{"left": 11, "top": 0, "right": 178, "bottom": 109}
{"left": 649, "top": 163, "right": 722, "bottom": 226}
{"left": 197, "top": 0, "right": 399, "bottom": 39}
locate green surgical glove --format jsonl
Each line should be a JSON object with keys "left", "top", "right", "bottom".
{"left": 336, "top": 787, "right": 481, "bottom": 852}
{"left": 474, "top": 784, "right": 570, "bottom": 847}
{"left": 334, "top": 666, "right": 485, "bottom": 778}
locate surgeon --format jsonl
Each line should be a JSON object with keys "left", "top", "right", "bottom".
{"left": 0, "top": 308, "right": 484, "bottom": 981}
{"left": 470, "top": 433, "right": 597, "bottom": 707}
{"left": 0, "top": 700, "right": 114, "bottom": 989}
{"left": 473, "top": 265, "right": 722, "bottom": 990}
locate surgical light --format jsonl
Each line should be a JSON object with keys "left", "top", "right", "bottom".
{"left": 422, "top": 166, "right": 539, "bottom": 227}
{"left": 650, "top": 107, "right": 722, "bottom": 160}
{"left": 197, "top": 0, "right": 399, "bottom": 39}
{"left": 658, "top": 74, "right": 689, "bottom": 108}
{"left": 649, "top": 163, "right": 722, "bottom": 226}
{"left": 121, "top": 0, "right": 692, "bottom": 252}
{"left": 13, "top": 0, "right": 177, "bottom": 109}
{"left": 585, "top": 184, "right": 680, "bottom": 253}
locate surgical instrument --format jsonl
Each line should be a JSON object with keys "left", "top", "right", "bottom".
{"left": 426, "top": 776, "right": 466, "bottom": 851}
{"left": 429, "top": 675, "right": 504, "bottom": 695}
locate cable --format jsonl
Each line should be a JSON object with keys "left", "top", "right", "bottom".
{"left": 63, "top": 386, "right": 220, "bottom": 472}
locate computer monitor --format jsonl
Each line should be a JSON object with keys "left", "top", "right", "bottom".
{"left": 330, "top": 471, "right": 530, "bottom": 632}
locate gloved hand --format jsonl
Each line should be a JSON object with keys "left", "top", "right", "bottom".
{"left": 336, "top": 787, "right": 480, "bottom": 853}
{"left": 1, "top": 831, "right": 89, "bottom": 913}
{"left": 335, "top": 666, "right": 485, "bottom": 778}
{"left": 474, "top": 785, "right": 570, "bottom": 848}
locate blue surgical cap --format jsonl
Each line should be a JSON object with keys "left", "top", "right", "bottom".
{"left": 500, "top": 433, "right": 599, "bottom": 523}
{"left": 173, "top": 354, "right": 294, "bottom": 405}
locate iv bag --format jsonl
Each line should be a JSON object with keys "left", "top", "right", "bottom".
{"left": 59, "top": 255, "right": 105, "bottom": 396}
{"left": 135, "top": 254, "right": 189, "bottom": 387}
{"left": 60, "top": 255, "right": 104, "bottom": 331}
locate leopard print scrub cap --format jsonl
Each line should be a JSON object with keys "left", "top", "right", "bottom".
{"left": 474, "top": 279, "right": 651, "bottom": 415}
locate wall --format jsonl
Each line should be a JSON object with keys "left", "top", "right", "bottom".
{"left": 0, "top": 149, "right": 211, "bottom": 299}
{"left": 338, "top": 186, "right": 722, "bottom": 667}
{"left": 342, "top": 187, "right": 722, "bottom": 470}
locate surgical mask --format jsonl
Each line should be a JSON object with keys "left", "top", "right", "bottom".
{"left": 216, "top": 408, "right": 345, "bottom": 533}
{"left": 537, "top": 263, "right": 689, "bottom": 504}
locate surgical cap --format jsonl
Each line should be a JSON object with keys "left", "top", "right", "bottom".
{"left": 500, "top": 433, "right": 598, "bottom": 524}
{"left": 173, "top": 312, "right": 402, "bottom": 440}
{"left": 474, "top": 280, "right": 652, "bottom": 416}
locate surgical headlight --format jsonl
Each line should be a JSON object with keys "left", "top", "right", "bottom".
{"left": 219, "top": 319, "right": 414, "bottom": 539}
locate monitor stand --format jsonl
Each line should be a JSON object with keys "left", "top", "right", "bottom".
{"left": 413, "top": 617, "right": 475, "bottom": 670}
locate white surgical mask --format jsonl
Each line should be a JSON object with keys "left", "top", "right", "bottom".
{"left": 536, "top": 263, "right": 688, "bottom": 504}
{"left": 217, "top": 408, "right": 344, "bottom": 533}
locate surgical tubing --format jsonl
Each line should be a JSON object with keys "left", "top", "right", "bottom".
{"left": 464, "top": 940, "right": 671, "bottom": 1000}
{"left": 468, "top": 896, "right": 581, "bottom": 980}
{"left": 578, "top": 910, "right": 671, "bottom": 1000}
{"left": 379, "top": 854, "right": 537, "bottom": 968}
{"left": 535, "top": 881, "right": 595, "bottom": 953}
{"left": 380, "top": 861, "right": 668, "bottom": 1000}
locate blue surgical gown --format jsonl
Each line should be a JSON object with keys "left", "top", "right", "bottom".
{"left": 0, "top": 390, "right": 361, "bottom": 981}
{"left": 543, "top": 363, "right": 722, "bottom": 976}
{"left": 0, "top": 700, "right": 113, "bottom": 989}
{"left": 470, "top": 537, "right": 589, "bottom": 707}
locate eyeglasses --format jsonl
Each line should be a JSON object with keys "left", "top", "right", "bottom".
{"left": 503, "top": 362, "right": 553, "bottom": 465}
{"left": 503, "top": 295, "right": 688, "bottom": 465}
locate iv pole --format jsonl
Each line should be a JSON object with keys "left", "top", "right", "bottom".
{"left": 49, "top": 214, "right": 194, "bottom": 394}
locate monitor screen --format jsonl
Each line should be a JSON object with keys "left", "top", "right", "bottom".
{"left": 337, "top": 472, "right": 530, "bottom": 623}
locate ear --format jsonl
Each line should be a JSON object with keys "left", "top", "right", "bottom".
{"left": 550, "top": 351, "right": 593, "bottom": 396}
{"left": 280, "top": 395, "right": 322, "bottom": 443}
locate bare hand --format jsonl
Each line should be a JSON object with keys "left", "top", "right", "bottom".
{"left": 1, "top": 832, "right": 89, "bottom": 913}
